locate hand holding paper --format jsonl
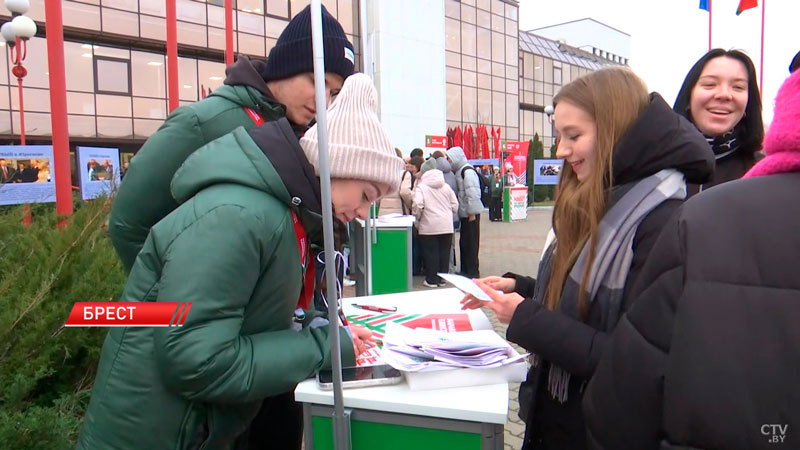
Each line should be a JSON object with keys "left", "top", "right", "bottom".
{"left": 460, "top": 279, "right": 524, "bottom": 324}
{"left": 438, "top": 273, "right": 497, "bottom": 302}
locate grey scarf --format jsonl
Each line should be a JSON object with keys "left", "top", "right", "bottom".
{"left": 534, "top": 169, "right": 687, "bottom": 402}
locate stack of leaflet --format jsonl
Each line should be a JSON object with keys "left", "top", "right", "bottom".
{"left": 380, "top": 322, "right": 529, "bottom": 390}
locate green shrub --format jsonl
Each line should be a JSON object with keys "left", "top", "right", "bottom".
{"left": 0, "top": 198, "right": 125, "bottom": 447}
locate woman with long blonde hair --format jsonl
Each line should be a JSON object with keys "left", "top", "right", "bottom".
{"left": 462, "top": 67, "right": 714, "bottom": 449}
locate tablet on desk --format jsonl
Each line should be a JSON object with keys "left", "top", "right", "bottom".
{"left": 316, "top": 364, "right": 404, "bottom": 390}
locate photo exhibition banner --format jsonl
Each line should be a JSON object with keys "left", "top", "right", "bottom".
{"left": 77, "top": 146, "right": 121, "bottom": 201}
{"left": 0, "top": 145, "right": 56, "bottom": 206}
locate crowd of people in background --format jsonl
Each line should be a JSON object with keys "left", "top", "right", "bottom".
{"left": 69, "top": 0, "right": 800, "bottom": 444}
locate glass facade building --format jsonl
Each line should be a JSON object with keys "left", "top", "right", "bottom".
{"left": 0, "top": 0, "right": 618, "bottom": 159}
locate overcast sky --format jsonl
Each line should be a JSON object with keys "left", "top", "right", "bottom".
{"left": 518, "top": 0, "right": 798, "bottom": 125}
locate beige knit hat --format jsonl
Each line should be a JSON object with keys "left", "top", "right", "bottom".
{"left": 299, "top": 73, "right": 404, "bottom": 196}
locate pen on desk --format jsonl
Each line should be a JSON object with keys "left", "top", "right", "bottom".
{"left": 351, "top": 304, "right": 397, "bottom": 313}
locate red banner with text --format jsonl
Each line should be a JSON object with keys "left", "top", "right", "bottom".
{"left": 65, "top": 302, "right": 192, "bottom": 327}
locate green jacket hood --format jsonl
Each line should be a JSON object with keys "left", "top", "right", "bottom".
{"left": 171, "top": 119, "right": 324, "bottom": 239}
{"left": 170, "top": 126, "right": 284, "bottom": 204}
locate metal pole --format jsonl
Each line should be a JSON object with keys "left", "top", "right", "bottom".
{"left": 310, "top": 1, "right": 350, "bottom": 449}
{"left": 166, "top": 0, "right": 179, "bottom": 112}
{"left": 359, "top": 0, "right": 374, "bottom": 295}
{"left": 759, "top": 0, "right": 765, "bottom": 98}
{"left": 225, "top": 0, "right": 234, "bottom": 65}
{"left": 14, "top": 36, "right": 25, "bottom": 145}
{"left": 708, "top": 0, "right": 712, "bottom": 51}
{"left": 359, "top": 0, "right": 369, "bottom": 78}
{"left": 44, "top": 0, "right": 73, "bottom": 221}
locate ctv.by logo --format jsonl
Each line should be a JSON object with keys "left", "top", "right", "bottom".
{"left": 762, "top": 424, "right": 788, "bottom": 444}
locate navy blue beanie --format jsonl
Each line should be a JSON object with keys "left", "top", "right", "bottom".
{"left": 263, "top": 5, "right": 355, "bottom": 81}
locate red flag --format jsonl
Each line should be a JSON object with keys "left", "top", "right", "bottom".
{"left": 736, "top": 0, "right": 758, "bottom": 15}
{"left": 466, "top": 125, "right": 474, "bottom": 158}
{"left": 454, "top": 125, "right": 463, "bottom": 148}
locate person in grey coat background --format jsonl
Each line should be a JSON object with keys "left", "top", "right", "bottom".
{"left": 447, "top": 146, "right": 484, "bottom": 278}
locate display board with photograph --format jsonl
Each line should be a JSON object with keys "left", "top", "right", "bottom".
{"left": 77, "top": 146, "right": 121, "bottom": 200}
{"left": 0, "top": 145, "right": 56, "bottom": 206}
{"left": 533, "top": 159, "right": 563, "bottom": 185}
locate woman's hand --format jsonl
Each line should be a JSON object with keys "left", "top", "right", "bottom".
{"left": 478, "top": 275, "right": 517, "bottom": 293}
{"left": 460, "top": 279, "right": 524, "bottom": 324}
{"left": 348, "top": 324, "right": 375, "bottom": 357}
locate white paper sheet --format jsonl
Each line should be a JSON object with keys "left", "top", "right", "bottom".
{"left": 437, "top": 273, "right": 497, "bottom": 302}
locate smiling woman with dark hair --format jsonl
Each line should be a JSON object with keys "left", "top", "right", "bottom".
{"left": 673, "top": 48, "right": 765, "bottom": 196}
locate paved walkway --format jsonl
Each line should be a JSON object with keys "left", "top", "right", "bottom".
{"left": 344, "top": 209, "right": 553, "bottom": 449}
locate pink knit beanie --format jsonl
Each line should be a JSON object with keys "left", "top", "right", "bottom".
{"left": 299, "top": 73, "right": 404, "bottom": 195}
{"left": 743, "top": 70, "right": 800, "bottom": 178}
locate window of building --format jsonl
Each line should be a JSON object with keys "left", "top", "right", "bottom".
{"left": 446, "top": 51, "right": 460, "bottom": 68}
{"left": 95, "top": 56, "right": 132, "bottom": 96}
{"left": 96, "top": 93, "right": 132, "bottom": 117}
{"left": 506, "top": 93, "right": 518, "bottom": 127}
{"left": 238, "top": 10, "right": 264, "bottom": 34}
{"left": 101, "top": 7, "right": 139, "bottom": 36}
{"left": 554, "top": 66, "right": 562, "bottom": 85}
{"left": 461, "top": 22, "right": 476, "bottom": 56}
{"left": 65, "top": 42, "right": 96, "bottom": 93}
{"left": 337, "top": 0, "right": 355, "bottom": 35}
{"left": 140, "top": 0, "right": 165, "bottom": 17}
{"left": 446, "top": 67, "right": 461, "bottom": 85}
{"left": 491, "top": 13, "right": 503, "bottom": 33}
{"left": 131, "top": 51, "right": 165, "bottom": 98}
{"left": 476, "top": 8, "right": 490, "bottom": 28}
{"left": 63, "top": 1, "right": 101, "bottom": 30}
{"left": 67, "top": 92, "right": 96, "bottom": 115}
{"left": 477, "top": 88, "right": 491, "bottom": 123}
{"left": 102, "top": 0, "right": 138, "bottom": 11}
{"left": 266, "top": 16, "right": 289, "bottom": 38}
{"left": 237, "top": 0, "right": 264, "bottom": 14}
{"left": 462, "top": 86, "right": 477, "bottom": 123}
{"left": 445, "top": 18, "right": 461, "bottom": 53}
{"left": 446, "top": 83, "right": 461, "bottom": 122}
{"left": 505, "top": 3, "right": 518, "bottom": 20}
{"left": 462, "top": 55, "right": 477, "bottom": 71}
{"left": 491, "top": 31, "right": 504, "bottom": 64}
{"left": 476, "top": 27, "right": 491, "bottom": 60}
{"left": 445, "top": 0, "right": 460, "bottom": 19}
{"left": 476, "top": 0, "right": 490, "bottom": 11}
{"left": 267, "top": 0, "right": 290, "bottom": 19}
{"left": 462, "top": 70, "right": 477, "bottom": 88}
{"left": 461, "top": 4, "right": 476, "bottom": 24}
{"left": 179, "top": 57, "right": 199, "bottom": 102}
{"left": 492, "top": 90, "right": 504, "bottom": 127}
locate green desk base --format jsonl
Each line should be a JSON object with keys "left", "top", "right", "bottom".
{"left": 303, "top": 404, "right": 503, "bottom": 450}
{"left": 370, "top": 228, "right": 412, "bottom": 295}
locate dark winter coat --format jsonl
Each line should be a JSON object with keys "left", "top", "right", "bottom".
{"left": 505, "top": 94, "right": 714, "bottom": 450}
{"left": 109, "top": 56, "right": 300, "bottom": 273}
{"left": 77, "top": 120, "right": 355, "bottom": 450}
{"left": 686, "top": 149, "right": 758, "bottom": 197}
{"left": 583, "top": 172, "right": 800, "bottom": 450}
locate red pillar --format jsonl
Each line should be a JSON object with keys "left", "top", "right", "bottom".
{"left": 166, "top": 0, "right": 179, "bottom": 112}
{"left": 44, "top": 0, "right": 73, "bottom": 221}
{"left": 225, "top": 0, "right": 234, "bottom": 65}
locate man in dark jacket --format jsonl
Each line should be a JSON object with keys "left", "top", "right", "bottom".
{"left": 583, "top": 70, "right": 800, "bottom": 450}
{"left": 109, "top": 4, "right": 354, "bottom": 273}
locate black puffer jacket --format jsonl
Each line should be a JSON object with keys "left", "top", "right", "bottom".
{"left": 583, "top": 172, "right": 800, "bottom": 450}
{"left": 506, "top": 94, "right": 714, "bottom": 450}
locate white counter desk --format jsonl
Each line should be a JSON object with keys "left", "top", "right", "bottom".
{"left": 295, "top": 289, "right": 509, "bottom": 450}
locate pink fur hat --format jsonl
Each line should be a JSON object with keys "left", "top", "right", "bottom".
{"left": 743, "top": 70, "right": 800, "bottom": 178}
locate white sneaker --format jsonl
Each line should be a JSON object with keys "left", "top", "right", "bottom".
{"left": 343, "top": 278, "right": 356, "bottom": 287}
{"left": 422, "top": 281, "right": 439, "bottom": 288}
